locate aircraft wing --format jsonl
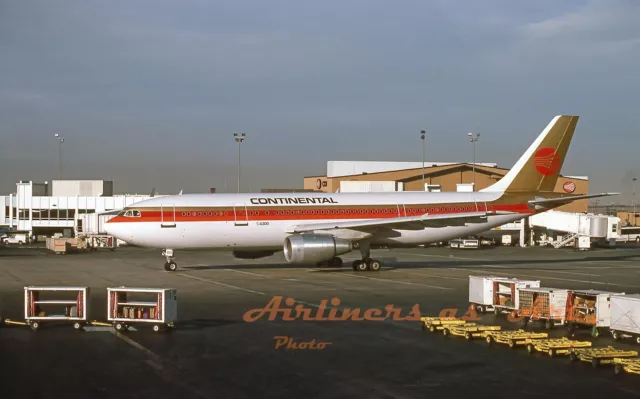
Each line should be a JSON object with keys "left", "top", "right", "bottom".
{"left": 288, "top": 211, "right": 515, "bottom": 233}
{"left": 529, "top": 193, "right": 620, "bottom": 207}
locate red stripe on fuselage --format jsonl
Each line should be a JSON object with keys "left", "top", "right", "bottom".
{"left": 107, "top": 203, "right": 533, "bottom": 224}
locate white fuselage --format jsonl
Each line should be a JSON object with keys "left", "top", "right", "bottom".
{"left": 104, "top": 191, "right": 531, "bottom": 252}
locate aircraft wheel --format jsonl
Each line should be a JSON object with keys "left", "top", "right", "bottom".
{"left": 353, "top": 260, "right": 367, "bottom": 272}
{"left": 165, "top": 261, "right": 177, "bottom": 272}
{"left": 367, "top": 259, "right": 382, "bottom": 272}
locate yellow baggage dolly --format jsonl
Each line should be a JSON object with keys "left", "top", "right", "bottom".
{"left": 421, "top": 316, "right": 467, "bottom": 333}
{"left": 525, "top": 337, "right": 592, "bottom": 357}
{"left": 443, "top": 323, "right": 501, "bottom": 340}
{"left": 613, "top": 358, "right": 640, "bottom": 376}
{"left": 569, "top": 346, "right": 638, "bottom": 368}
{"left": 484, "top": 329, "right": 548, "bottom": 349}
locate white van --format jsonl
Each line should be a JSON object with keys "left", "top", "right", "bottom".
{"left": 2, "top": 234, "right": 28, "bottom": 245}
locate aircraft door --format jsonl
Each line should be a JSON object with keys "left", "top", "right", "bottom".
{"left": 233, "top": 203, "right": 249, "bottom": 226}
{"left": 161, "top": 204, "right": 176, "bottom": 228}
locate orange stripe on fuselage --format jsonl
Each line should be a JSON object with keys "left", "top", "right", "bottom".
{"left": 107, "top": 203, "right": 533, "bottom": 223}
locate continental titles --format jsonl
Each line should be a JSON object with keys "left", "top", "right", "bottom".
{"left": 249, "top": 197, "right": 338, "bottom": 205}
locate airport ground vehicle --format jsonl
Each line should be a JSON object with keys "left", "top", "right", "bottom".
{"left": 610, "top": 294, "right": 640, "bottom": 343}
{"left": 24, "top": 286, "right": 89, "bottom": 331}
{"left": 566, "top": 289, "right": 624, "bottom": 337}
{"left": 493, "top": 278, "right": 541, "bottom": 315}
{"left": 468, "top": 276, "right": 512, "bottom": 313}
{"left": 518, "top": 287, "right": 569, "bottom": 329}
{"left": 107, "top": 287, "right": 177, "bottom": 332}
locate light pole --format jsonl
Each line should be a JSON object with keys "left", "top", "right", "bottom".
{"left": 633, "top": 177, "right": 637, "bottom": 225}
{"left": 420, "top": 129, "right": 426, "bottom": 191}
{"left": 233, "top": 132, "right": 246, "bottom": 193}
{"left": 54, "top": 133, "right": 64, "bottom": 180}
{"left": 467, "top": 132, "right": 480, "bottom": 190}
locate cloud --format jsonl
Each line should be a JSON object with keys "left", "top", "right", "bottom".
{"left": 518, "top": 0, "right": 640, "bottom": 58}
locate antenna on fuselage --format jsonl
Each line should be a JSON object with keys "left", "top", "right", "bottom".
{"left": 178, "top": 189, "right": 183, "bottom": 195}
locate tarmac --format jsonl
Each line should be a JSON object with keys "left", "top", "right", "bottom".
{"left": 2, "top": 243, "right": 640, "bottom": 398}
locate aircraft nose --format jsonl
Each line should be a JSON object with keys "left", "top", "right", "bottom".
{"left": 104, "top": 218, "right": 118, "bottom": 237}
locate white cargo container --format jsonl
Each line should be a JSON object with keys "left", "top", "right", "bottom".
{"left": 566, "top": 289, "right": 625, "bottom": 337}
{"left": 493, "top": 278, "right": 541, "bottom": 314}
{"left": 517, "top": 287, "right": 568, "bottom": 328}
{"left": 468, "top": 276, "right": 512, "bottom": 313}
{"left": 610, "top": 294, "right": 640, "bottom": 343}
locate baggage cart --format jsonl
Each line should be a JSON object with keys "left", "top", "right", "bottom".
{"left": 107, "top": 287, "right": 177, "bottom": 332}
{"left": 525, "top": 337, "right": 592, "bottom": 357}
{"left": 442, "top": 323, "right": 501, "bottom": 340}
{"left": 24, "top": 286, "right": 89, "bottom": 331}
{"left": 420, "top": 316, "right": 467, "bottom": 333}
{"left": 610, "top": 294, "right": 640, "bottom": 344}
{"left": 613, "top": 358, "right": 640, "bottom": 376}
{"left": 484, "top": 329, "right": 548, "bottom": 348}
{"left": 468, "top": 276, "right": 511, "bottom": 313}
{"left": 517, "top": 287, "right": 568, "bottom": 329}
{"left": 569, "top": 346, "right": 638, "bottom": 368}
{"left": 493, "top": 278, "right": 540, "bottom": 315}
{"left": 565, "top": 289, "right": 624, "bottom": 337}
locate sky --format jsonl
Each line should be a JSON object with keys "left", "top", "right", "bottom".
{"left": 0, "top": 0, "right": 639, "bottom": 200}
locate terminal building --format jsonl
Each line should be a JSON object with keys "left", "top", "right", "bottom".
{"left": 1, "top": 180, "right": 155, "bottom": 236}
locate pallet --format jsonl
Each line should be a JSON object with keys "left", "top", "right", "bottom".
{"left": 525, "top": 338, "right": 592, "bottom": 357}
{"left": 444, "top": 324, "right": 501, "bottom": 340}
{"left": 613, "top": 358, "right": 640, "bottom": 375}
{"left": 421, "top": 317, "right": 468, "bottom": 333}
{"left": 484, "top": 329, "right": 548, "bottom": 348}
{"left": 569, "top": 346, "right": 638, "bottom": 367}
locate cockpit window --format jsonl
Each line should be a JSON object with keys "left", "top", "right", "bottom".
{"left": 120, "top": 209, "right": 141, "bottom": 217}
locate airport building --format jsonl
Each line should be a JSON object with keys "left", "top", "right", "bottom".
{"left": 1, "top": 180, "right": 156, "bottom": 236}
{"left": 304, "top": 161, "right": 589, "bottom": 213}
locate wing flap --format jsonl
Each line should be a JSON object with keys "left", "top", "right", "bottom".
{"left": 289, "top": 211, "right": 512, "bottom": 233}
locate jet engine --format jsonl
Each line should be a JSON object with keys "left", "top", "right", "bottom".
{"left": 232, "top": 250, "right": 276, "bottom": 260}
{"left": 283, "top": 234, "right": 353, "bottom": 264}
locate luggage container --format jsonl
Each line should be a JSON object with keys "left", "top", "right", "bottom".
{"left": 610, "top": 294, "right": 640, "bottom": 343}
{"left": 493, "top": 278, "right": 541, "bottom": 315}
{"left": 517, "top": 287, "right": 568, "bottom": 329}
{"left": 565, "top": 289, "right": 624, "bottom": 337}
{"left": 468, "top": 276, "right": 511, "bottom": 313}
{"left": 24, "top": 286, "right": 89, "bottom": 331}
{"left": 107, "top": 287, "right": 177, "bottom": 332}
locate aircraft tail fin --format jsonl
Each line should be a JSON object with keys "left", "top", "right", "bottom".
{"left": 480, "top": 115, "right": 579, "bottom": 193}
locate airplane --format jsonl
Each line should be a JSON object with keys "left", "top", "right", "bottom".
{"left": 104, "top": 115, "right": 619, "bottom": 272}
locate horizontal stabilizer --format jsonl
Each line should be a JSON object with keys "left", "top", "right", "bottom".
{"left": 528, "top": 192, "right": 620, "bottom": 207}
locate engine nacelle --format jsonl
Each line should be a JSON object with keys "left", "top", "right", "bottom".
{"left": 283, "top": 234, "right": 353, "bottom": 264}
{"left": 232, "top": 250, "right": 276, "bottom": 259}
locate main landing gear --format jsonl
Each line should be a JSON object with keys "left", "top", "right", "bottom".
{"left": 163, "top": 249, "right": 177, "bottom": 272}
{"left": 351, "top": 241, "right": 382, "bottom": 272}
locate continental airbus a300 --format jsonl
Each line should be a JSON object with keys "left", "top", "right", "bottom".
{"left": 104, "top": 115, "right": 617, "bottom": 272}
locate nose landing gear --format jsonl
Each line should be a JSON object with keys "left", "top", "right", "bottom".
{"left": 162, "top": 249, "right": 177, "bottom": 272}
